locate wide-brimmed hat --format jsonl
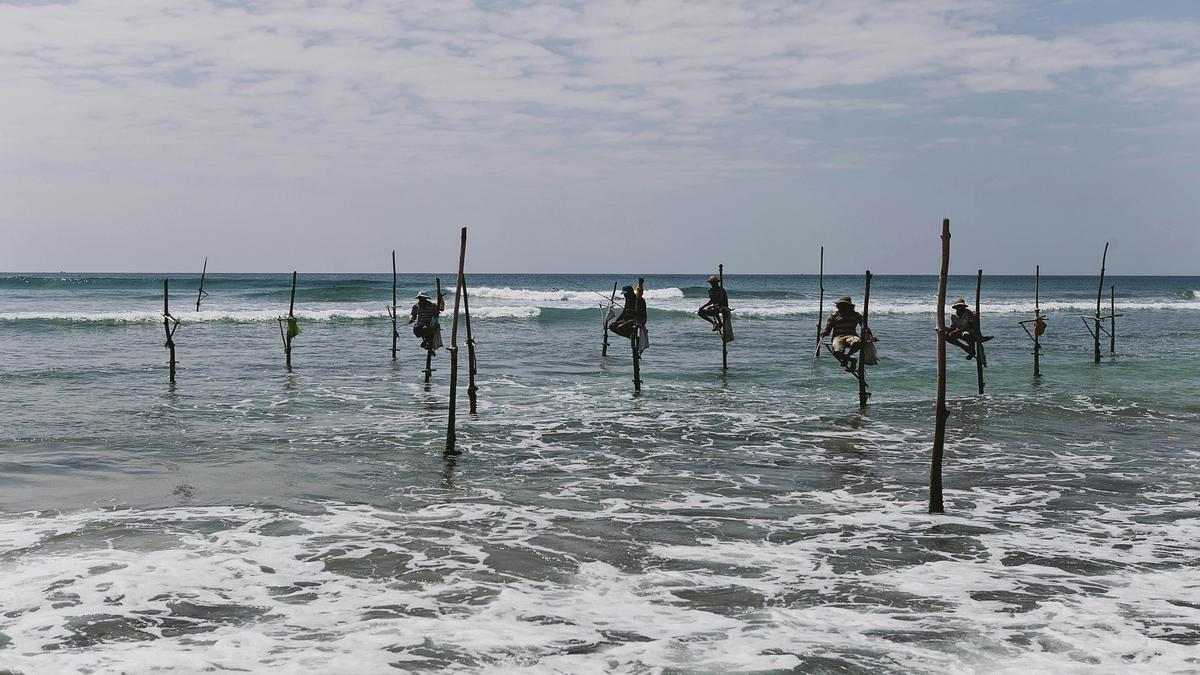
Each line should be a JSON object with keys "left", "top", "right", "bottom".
{"left": 415, "top": 291, "right": 431, "bottom": 300}
{"left": 622, "top": 285, "right": 635, "bottom": 294}
{"left": 707, "top": 275, "right": 720, "bottom": 284}
{"left": 952, "top": 298, "right": 968, "bottom": 308}
{"left": 836, "top": 295, "right": 854, "bottom": 306}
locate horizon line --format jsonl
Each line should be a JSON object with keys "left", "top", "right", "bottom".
{"left": 3, "top": 270, "right": 1197, "bottom": 278}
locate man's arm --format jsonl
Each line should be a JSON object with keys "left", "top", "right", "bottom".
{"left": 820, "top": 314, "right": 835, "bottom": 338}
{"left": 437, "top": 294, "right": 446, "bottom": 312}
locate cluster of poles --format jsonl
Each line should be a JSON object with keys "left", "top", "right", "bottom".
{"left": 928, "top": 219, "right": 1117, "bottom": 513}
{"left": 157, "top": 220, "right": 1120, "bottom": 511}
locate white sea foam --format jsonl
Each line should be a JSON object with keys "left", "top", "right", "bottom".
{"left": 470, "top": 286, "right": 685, "bottom": 305}
{"left": 0, "top": 306, "right": 540, "bottom": 323}
{"left": 0, "top": 292, "right": 1194, "bottom": 325}
{"left": 721, "top": 298, "right": 1200, "bottom": 318}
{"left": 2, "top": 493, "right": 1196, "bottom": 673}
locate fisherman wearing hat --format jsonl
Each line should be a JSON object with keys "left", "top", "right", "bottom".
{"left": 698, "top": 275, "right": 729, "bottom": 332}
{"left": 821, "top": 295, "right": 864, "bottom": 371}
{"left": 945, "top": 298, "right": 992, "bottom": 360}
{"left": 408, "top": 289, "right": 446, "bottom": 350}
{"left": 607, "top": 283, "right": 647, "bottom": 340}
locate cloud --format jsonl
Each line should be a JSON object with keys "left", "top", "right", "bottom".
{"left": 0, "top": 0, "right": 1197, "bottom": 187}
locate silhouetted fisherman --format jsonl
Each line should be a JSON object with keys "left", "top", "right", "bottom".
{"left": 409, "top": 290, "right": 445, "bottom": 350}
{"left": 821, "top": 295, "right": 864, "bottom": 371}
{"left": 607, "top": 284, "right": 646, "bottom": 340}
{"left": 698, "top": 275, "right": 729, "bottom": 332}
{"left": 945, "top": 297, "right": 993, "bottom": 360}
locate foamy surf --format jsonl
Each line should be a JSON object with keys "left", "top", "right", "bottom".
{"left": 2, "top": 489, "right": 1197, "bottom": 673}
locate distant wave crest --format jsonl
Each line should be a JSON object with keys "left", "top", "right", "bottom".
{"left": 470, "top": 286, "right": 685, "bottom": 304}
{"left": 0, "top": 306, "right": 539, "bottom": 324}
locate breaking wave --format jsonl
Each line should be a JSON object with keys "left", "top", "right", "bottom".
{"left": 0, "top": 306, "right": 540, "bottom": 324}
{"left": 469, "top": 286, "right": 685, "bottom": 305}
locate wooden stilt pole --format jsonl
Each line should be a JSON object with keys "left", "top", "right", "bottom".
{"left": 195, "top": 257, "right": 208, "bottom": 311}
{"left": 1020, "top": 265, "right": 1045, "bottom": 376}
{"left": 719, "top": 263, "right": 728, "bottom": 371}
{"left": 163, "top": 277, "right": 178, "bottom": 383}
{"left": 975, "top": 269, "right": 985, "bottom": 395}
{"left": 284, "top": 271, "right": 297, "bottom": 370}
{"left": 1110, "top": 284, "right": 1116, "bottom": 355}
{"left": 814, "top": 246, "right": 824, "bottom": 361}
{"left": 391, "top": 251, "right": 398, "bottom": 360}
{"left": 602, "top": 281, "right": 617, "bottom": 357}
{"left": 1034, "top": 265, "right": 1041, "bottom": 378}
{"left": 463, "top": 273, "right": 478, "bottom": 415}
{"left": 857, "top": 270, "right": 872, "bottom": 407}
{"left": 1094, "top": 242, "right": 1108, "bottom": 364}
{"left": 632, "top": 277, "right": 644, "bottom": 394}
{"left": 445, "top": 227, "right": 467, "bottom": 455}
{"left": 930, "top": 219, "right": 950, "bottom": 514}
{"left": 632, "top": 337, "right": 641, "bottom": 393}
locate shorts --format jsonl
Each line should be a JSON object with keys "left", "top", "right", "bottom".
{"left": 831, "top": 335, "right": 861, "bottom": 353}
{"left": 609, "top": 320, "right": 636, "bottom": 339}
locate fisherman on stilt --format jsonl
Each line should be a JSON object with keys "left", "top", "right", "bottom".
{"left": 698, "top": 275, "right": 729, "bottom": 333}
{"left": 821, "top": 295, "right": 864, "bottom": 372}
{"left": 945, "top": 297, "right": 993, "bottom": 361}
{"left": 607, "top": 284, "right": 647, "bottom": 340}
{"left": 409, "top": 290, "right": 446, "bottom": 350}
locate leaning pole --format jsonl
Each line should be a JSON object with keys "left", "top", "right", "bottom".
{"left": 445, "top": 227, "right": 468, "bottom": 456}
{"left": 929, "top": 218, "right": 950, "bottom": 514}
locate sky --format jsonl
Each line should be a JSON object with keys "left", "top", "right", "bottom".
{"left": 1, "top": 0, "right": 1198, "bottom": 275}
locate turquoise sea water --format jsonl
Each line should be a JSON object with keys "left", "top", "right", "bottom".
{"left": 1, "top": 272, "right": 1198, "bottom": 672}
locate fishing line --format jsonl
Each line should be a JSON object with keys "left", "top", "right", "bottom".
{"left": 545, "top": 276, "right": 628, "bottom": 311}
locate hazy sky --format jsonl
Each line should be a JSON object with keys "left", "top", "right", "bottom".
{"left": 2, "top": 0, "right": 1198, "bottom": 274}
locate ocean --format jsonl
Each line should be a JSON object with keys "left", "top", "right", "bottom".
{"left": 2, "top": 272, "right": 1198, "bottom": 673}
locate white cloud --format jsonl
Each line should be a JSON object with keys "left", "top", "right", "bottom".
{"left": 0, "top": 0, "right": 1190, "bottom": 186}
{"left": 0, "top": 1, "right": 1197, "bottom": 186}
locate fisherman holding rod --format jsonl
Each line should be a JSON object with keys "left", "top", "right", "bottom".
{"left": 945, "top": 298, "right": 992, "bottom": 360}
{"left": 607, "top": 284, "right": 646, "bottom": 340}
{"left": 409, "top": 288, "right": 446, "bottom": 350}
{"left": 698, "top": 275, "right": 729, "bottom": 333}
{"left": 820, "top": 295, "right": 864, "bottom": 372}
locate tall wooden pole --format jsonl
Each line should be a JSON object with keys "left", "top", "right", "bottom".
{"left": 1033, "top": 265, "right": 1041, "bottom": 378}
{"left": 391, "top": 250, "right": 398, "bottom": 360}
{"left": 445, "top": 227, "right": 467, "bottom": 456}
{"left": 719, "top": 263, "right": 728, "bottom": 371}
{"left": 975, "top": 269, "right": 985, "bottom": 395}
{"left": 1094, "top": 242, "right": 1108, "bottom": 364}
{"left": 857, "top": 270, "right": 872, "bottom": 407}
{"left": 929, "top": 219, "right": 950, "bottom": 514}
{"left": 285, "top": 271, "right": 297, "bottom": 370}
{"left": 195, "top": 257, "right": 208, "bottom": 311}
{"left": 814, "top": 246, "right": 824, "bottom": 361}
{"left": 1110, "top": 284, "right": 1116, "bottom": 355}
{"left": 632, "top": 277, "right": 644, "bottom": 394}
{"left": 602, "top": 281, "right": 617, "bottom": 357}
{"left": 163, "top": 277, "right": 177, "bottom": 383}
{"left": 462, "top": 273, "right": 478, "bottom": 414}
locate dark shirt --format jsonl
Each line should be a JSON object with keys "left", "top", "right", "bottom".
{"left": 707, "top": 286, "right": 728, "bottom": 308}
{"left": 410, "top": 299, "right": 439, "bottom": 326}
{"left": 950, "top": 308, "right": 976, "bottom": 332}
{"left": 825, "top": 310, "right": 861, "bottom": 338}
{"left": 616, "top": 293, "right": 647, "bottom": 324}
